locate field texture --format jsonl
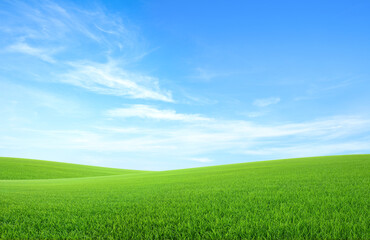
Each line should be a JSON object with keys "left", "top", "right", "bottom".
{"left": 0, "top": 155, "right": 369, "bottom": 239}
{"left": 0, "top": 157, "right": 142, "bottom": 180}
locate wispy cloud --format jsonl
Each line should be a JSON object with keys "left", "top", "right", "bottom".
{"left": 1, "top": 1, "right": 132, "bottom": 50}
{"left": 192, "top": 67, "right": 220, "bottom": 81}
{"left": 188, "top": 157, "right": 213, "bottom": 163}
{"left": 294, "top": 77, "right": 358, "bottom": 101}
{"left": 1, "top": 1, "right": 170, "bottom": 101}
{"left": 244, "top": 111, "right": 266, "bottom": 118}
{"left": 253, "top": 97, "right": 280, "bottom": 107}
{"left": 190, "top": 67, "right": 236, "bottom": 82}
{"left": 6, "top": 42, "right": 57, "bottom": 63}
{"left": 1, "top": 114, "right": 369, "bottom": 170}
{"left": 62, "top": 61, "right": 173, "bottom": 102}
{"left": 7, "top": 115, "right": 369, "bottom": 155}
{"left": 107, "top": 104, "right": 210, "bottom": 121}
{"left": 241, "top": 141, "right": 370, "bottom": 159}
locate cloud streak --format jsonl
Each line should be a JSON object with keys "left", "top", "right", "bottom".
{"left": 6, "top": 42, "right": 57, "bottom": 63}
{"left": 2, "top": 115, "right": 368, "bottom": 167}
{"left": 1, "top": 1, "right": 172, "bottom": 102}
{"left": 62, "top": 61, "right": 173, "bottom": 102}
{"left": 253, "top": 97, "right": 280, "bottom": 107}
{"left": 188, "top": 157, "right": 213, "bottom": 163}
{"left": 107, "top": 104, "right": 210, "bottom": 121}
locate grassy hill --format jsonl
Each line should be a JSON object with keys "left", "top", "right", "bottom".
{"left": 0, "top": 155, "right": 369, "bottom": 239}
{"left": 0, "top": 157, "right": 143, "bottom": 180}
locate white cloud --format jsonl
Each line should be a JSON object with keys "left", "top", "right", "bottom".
{"left": 190, "top": 67, "right": 238, "bottom": 82}
{"left": 241, "top": 141, "right": 370, "bottom": 159}
{"left": 253, "top": 97, "right": 280, "bottom": 107}
{"left": 5, "top": 115, "right": 368, "bottom": 155}
{"left": 107, "top": 104, "right": 211, "bottom": 121}
{"left": 2, "top": 1, "right": 170, "bottom": 102}
{"left": 188, "top": 157, "right": 213, "bottom": 163}
{"left": 1, "top": 115, "right": 369, "bottom": 170}
{"left": 7, "top": 42, "right": 56, "bottom": 63}
{"left": 62, "top": 61, "right": 173, "bottom": 102}
{"left": 192, "top": 67, "right": 220, "bottom": 81}
{"left": 1, "top": 1, "right": 131, "bottom": 48}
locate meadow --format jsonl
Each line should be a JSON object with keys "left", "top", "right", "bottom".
{"left": 0, "top": 155, "right": 369, "bottom": 239}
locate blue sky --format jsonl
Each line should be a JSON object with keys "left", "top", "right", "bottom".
{"left": 0, "top": 0, "right": 369, "bottom": 170}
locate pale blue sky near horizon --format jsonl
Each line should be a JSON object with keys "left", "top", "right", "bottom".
{"left": 0, "top": 0, "right": 369, "bottom": 170}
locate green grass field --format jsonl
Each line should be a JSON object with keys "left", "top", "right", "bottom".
{"left": 0, "top": 155, "right": 369, "bottom": 239}
{"left": 0, "top": 157, "right": 144, "bottom": 180}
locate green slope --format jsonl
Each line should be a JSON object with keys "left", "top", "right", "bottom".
{"left": 0, "top": 157, "right": 144, "bottom": 180}
{"left": 0, "top": 155, "right": 369, "bottom": 239}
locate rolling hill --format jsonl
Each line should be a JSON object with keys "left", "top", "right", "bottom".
{"left": 0, "top": 157, "right": 144, "bottom": 180}
{"left": 0, "top": 155, "right": 369, "bottom": 239}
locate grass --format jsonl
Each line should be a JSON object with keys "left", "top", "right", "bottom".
{"left": 0, "top": 157, "right": 142, "bottom": 180}
{"left": 0, "top": 155, "right": 369, "bottom": 239}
